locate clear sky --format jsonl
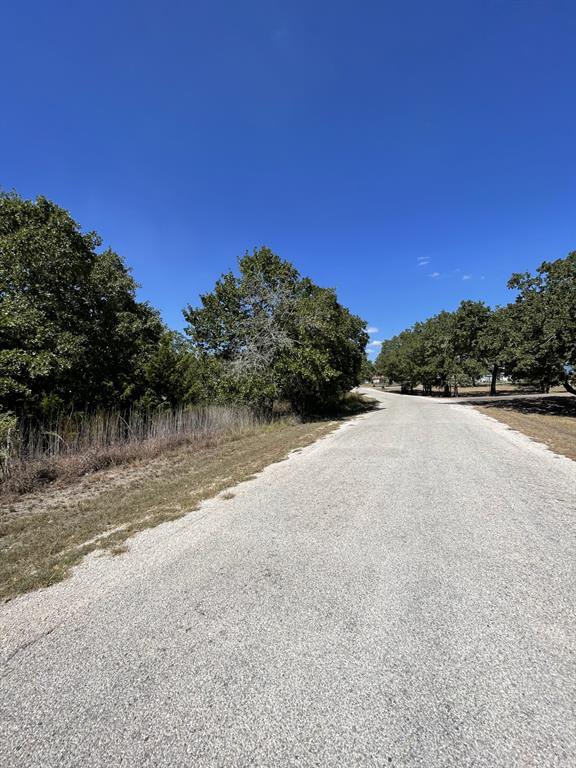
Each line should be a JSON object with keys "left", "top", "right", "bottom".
{"left": 2, "top": 1, "right": 575, "bottom": 357}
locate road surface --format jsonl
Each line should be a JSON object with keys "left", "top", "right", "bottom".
{"left": 1, "top": 390, "right": 575, "bottom": 767}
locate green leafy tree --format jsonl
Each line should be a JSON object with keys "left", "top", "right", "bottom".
{"left": 184, "top": 247, "right": 368, "bottom": 413}
{"left": 507, "top": 252, "right": 576, "bottom": 392}
{"left": 360, "top": 356, "right": 375, "bottom": 382}
{"left": 1, "top": 193, "right": 97, "bottom": 410}
{"left": 476, "top": 306, "right": 515, "bottom": 395}
{"left": 0, "top": 192, "right": 164, "bottom": 413}
{"left": 376, "top": 328, "right": 428, "bottom": 392}
{"left": 133, "top": 331, "right": 194, "bottom": 409}
{"left": 377, "top": 303, "right": 492, "bottom": 396}
{"left": 452, "top": 301, "right": 492, "bottom": 385}
{"left": 416, "top": 311, "right": 464, "bottom": 396}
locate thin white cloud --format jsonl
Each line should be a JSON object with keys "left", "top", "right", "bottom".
{"left": 417, "top": 256, "right": 431, "bottom": 267}
{"left": 429, "top": 272, "right": 440, "bottom": 279}
{"left": 366, "top": 326, "right": 379, "bottom": 334}
{"left": 368, "top": 340, "right": 383, "bottom": 347}
{"left": 462, "top": 274, "right": 472, "bottom": 281}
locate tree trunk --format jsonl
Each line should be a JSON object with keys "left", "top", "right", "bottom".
{"left": 490, "top": 364, "right": 499, "bottom": 396}
{"left": 563, "top": 375, "right": 576, "bottom": 395}
{"left": 443, "top": 383, "right": 450, "bottom": 397}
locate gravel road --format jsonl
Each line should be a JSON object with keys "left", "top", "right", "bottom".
{"left": 1, "top": 390, "right": 575, "bottom": 767}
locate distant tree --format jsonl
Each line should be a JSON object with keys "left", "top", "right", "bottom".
{"left": 360, "top": 356, "right": 375, "bottom": 382}
{"left": 184, "top": 247, "right": 368, "bottom": 413}
{"left": 452, "top": 301, "right": 492, "bottom": 386}
{"left": 405, "top": 311, "right": 465, "bottom": 396}
{"left": 375, "top": 327, "right": 427, "bottom": 392}
{"left": 507, "top": 252, "right": 576, "bottom": 392}
{"left": 376, "top": 252, "right": 576, "bottom": 398}
{"left": 377, "top": 303, "right": 493, "bottom": 396}
{"left": 476, "top": 306, "right": 515, "bottom": 395}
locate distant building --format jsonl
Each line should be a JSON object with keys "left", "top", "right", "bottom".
{"left": 478, "top": 374, "right": 511, "bottom": 384}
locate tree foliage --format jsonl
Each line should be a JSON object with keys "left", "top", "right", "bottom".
{"left": 1, "top": 195, "right": 368, "bottom": 417}
{"left": 506, "top": 253, "right": 576, "bottom": 392}
{"left": 375, "top": 253, "right": 576, "bottom": 395}
{"left": 0, "top": 193, "right": 165, "bottom": 413}
{"left": 184, "top": 247, "right": 368, "bottom": 413}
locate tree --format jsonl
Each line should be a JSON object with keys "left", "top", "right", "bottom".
{"left": 133, "top": 331, "right": 191, "bottom": 409}
{"left": 507, "top": 252, "right": 576, "bottom": 392}
{"left": 360, "top": 356, "right": 375, "bottom": 382}
{"left": 184, "top": 247, "right": 368, "bottom": 413}
{"left": 376, "top": 303, "right": 494, "bottom": 396}
{"left": 0, "top": 193, "right": 96, "bottom": 411}
{"left": 80, "top": 247, "right": 165, "bottom": 408}
{"left": 0, "top": 192, "right": 164, "bottom": 413}
{"left": 376, "top": 328, "right": 428, "bottom": 393}
{"left": 476, "top": 306, "right": 514, "bottom": 395}
{"left": 375, "top": 252, "right": 576, "bottom": 398}
{"left": 277, "top": 279, "right": 369, "bottom": 412}
{"left": 452, "top": 301, "right": 492, "bottom": 387}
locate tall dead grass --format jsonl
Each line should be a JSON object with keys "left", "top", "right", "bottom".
{"left": 1, "top": 405, "right": 281, "bottom": 498}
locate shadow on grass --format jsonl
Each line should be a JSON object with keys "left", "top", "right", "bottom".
{"left": 303, "top": 393, "right": 381, "bottom": 422}
{"left": 382, "top": 386, "right": 550, "bottom": 399}
{"left": 463, "top": 395, "right": 576, "bottom": 418}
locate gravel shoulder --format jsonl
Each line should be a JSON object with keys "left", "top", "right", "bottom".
{"left": 470, "top": 396, "right": 576, "bottom": 461}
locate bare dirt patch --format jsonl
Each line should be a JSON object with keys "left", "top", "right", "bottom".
{"left": 0, "top": 419, "right": 341, "bottom": 601}
{"left": 473, "top": 396, "right": 576, "bottom": 461}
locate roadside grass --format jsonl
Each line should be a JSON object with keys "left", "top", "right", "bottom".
{"left": 0, "top": 395, "right": 377, "bottom": 601}
{"left": 473, "top": 396, "right": 576, "bottom": 461}
{"left": 452, "top": 384, "right": 566, "bottom": 398}
{"left": 0, "top": 405, "right": 269, "bottom": 500}
{"left": 1, "top": 396, "right": 377, "bottom": 502}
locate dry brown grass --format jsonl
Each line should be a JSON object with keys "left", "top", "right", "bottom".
{"left": 1, "top": 405, "right": 271, "bottom": 500}
{"left": 380, "top": 383, "right": 566, "bottom": 398}
{"left": 474, "top": 396, "right": 576, "bottom": 461}
{"left": 0, "top": 418, "right": 341, "bottom": 601}
{"left": 453, "top": 384, "right": 565, "bottom": 398}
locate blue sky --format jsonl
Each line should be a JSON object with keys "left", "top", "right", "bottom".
{"left": 2, "top": 1, "right": 575, "bottom": 357}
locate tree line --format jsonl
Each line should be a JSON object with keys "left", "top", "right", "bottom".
{"left": 374, "top": 252, "right": 576, "bottom": 396}
{"left": 0, "top": 192, "right": 368, "bottom": 419}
